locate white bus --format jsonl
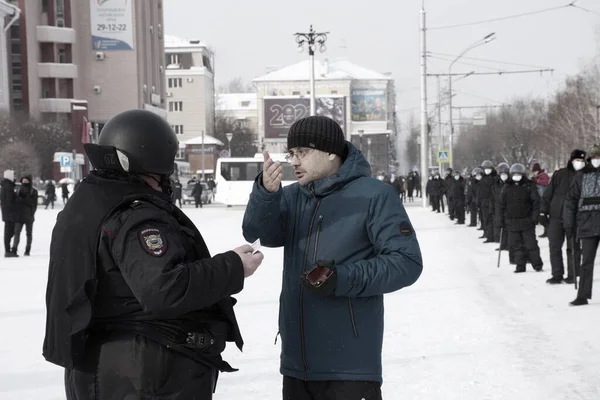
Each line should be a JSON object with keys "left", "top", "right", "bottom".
{"left": 215, "top": 153, "right": 296, "bottom": 206}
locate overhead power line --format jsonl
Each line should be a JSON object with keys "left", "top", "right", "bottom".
{"left": 427, "top": 69, "right": 554, "bottom": 77}
{"left": 426, "top": 52, "right": 551, "bottom": 70}
{"left": 428, "top": 2, "right": 578, "bottom": 31}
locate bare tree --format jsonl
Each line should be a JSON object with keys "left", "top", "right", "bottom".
{"left": 214, "top": 111, "right": 257, "bottom": 157}
{"left": 0, "top": 141, "right": 41, "bottom": 178}
{"left": 217, "top": 77, "right": 255, "bottom": 94}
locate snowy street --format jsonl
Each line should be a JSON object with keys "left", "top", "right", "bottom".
{"left": 0, "top": 202, "right": 599, "bottom": 400}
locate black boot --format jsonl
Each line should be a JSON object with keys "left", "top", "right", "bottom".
{"left": 569, "top": 297, "right": 588, "bottom": 306}
{"left": 546, "top": 277, "right": 563, "bottom": 285}
{"left": 514, "top": 265, "right": 526, "bottom": 273}
{"left": 533, "top": 265, "right": 543, "bottom": 272}
{"left": 564, "top": 276, "right": 576, "bottom": 284}
{"left": 5, "top": 251, "right": 18, "bottom": 258}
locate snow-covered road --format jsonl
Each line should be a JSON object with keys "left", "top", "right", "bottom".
{"left": 0, "top": 202, "right": 598, "bottom": 399}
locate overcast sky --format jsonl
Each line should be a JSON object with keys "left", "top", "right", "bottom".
{"left": 163, "top": 0, "right": 599, "bottom": 123}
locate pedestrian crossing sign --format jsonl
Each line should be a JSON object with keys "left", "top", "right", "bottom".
{"left": 437, "top": 150, "right": 449, "bottom": 163}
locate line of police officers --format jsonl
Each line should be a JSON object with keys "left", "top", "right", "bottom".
{"left": 426, "top": 146, "right": 600, "bottom": 307}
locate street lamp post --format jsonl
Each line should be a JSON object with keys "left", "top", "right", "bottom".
{"left": 225, "top": 132, "right": 233, "bottom": 157}
{"left": 367, "top": 137, "right": 372, "bottom": 167}
{"left": 448, "top": 32, "right": 496, "bottom": 169}
{"left": 294, "top": 25, "right": 329, "bottom": 116}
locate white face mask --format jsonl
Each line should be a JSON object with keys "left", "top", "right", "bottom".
{"left": 592, "top": 159, "right": 600, "bottom": 169}
{"left": 476, "top": 175, "right": 482, "bottom": 180}
{"left": 500, "top": 173, "right": 508, "bottom": 182}
{"left": 484, "top": 168, "right": 492, "bottom": 175}
{"left": 454, "top": 175, "right": 460, "bottom": 180}
{"left": 435, "top": 176, "right": 439, "bottom": 180}
{"left": 512, "top": 174, "right": 523, "bottom": 182}
{"left": 572, "top": 160, "right": 585, "bottom": 171}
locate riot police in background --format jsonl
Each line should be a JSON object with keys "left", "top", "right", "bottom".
{"left": 563, "top": 145, "right": 600, "bottom": 306}
{"left": 451, "top": 171, "right": 466, "bottom": 225}
{"left": 497, "top": 163, "right": 544, "bottom": 273}
{"left": 429, "top": 173, "right": 444, "bottom": 213}
{"left": 466, "top": 167, "right": 482, "bottom": 227}
{"left": 443, "top": 168, "right": 455, "bottom": 221}
{"left": 43, "top": 109, "right": 264, "bottom": 399}
{"left": 494, "top": 163, "right": 511, "bottom": 253}
{"left": 540, "top": 149, "right": 586, "bottom": 285}
{"left": 478, "top": 160, "right": 497, "bottom": 243}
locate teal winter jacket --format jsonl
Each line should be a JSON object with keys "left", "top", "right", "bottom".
{"left": 242, "top": 142, "right": 423, "bottom": 383}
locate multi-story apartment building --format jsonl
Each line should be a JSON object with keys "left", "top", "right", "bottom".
{"left": 5, "top": 0, "right": 166, "bottom": 126}
{"left": 164, "top": 35, "right": 214, "bottom": 143}
{"left": 0, "top": 0, "right": 19, "bottom": 111}
{"left": 253, "top": 58, "right": 396, "bottom": 174}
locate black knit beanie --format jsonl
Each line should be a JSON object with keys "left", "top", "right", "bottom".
{"left": 287, "top": 115, "right": 346, "bottom": 158}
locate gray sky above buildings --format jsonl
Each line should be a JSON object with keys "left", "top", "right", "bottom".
{"left": 163, "top": 0, "right": 599, "bottom": 122}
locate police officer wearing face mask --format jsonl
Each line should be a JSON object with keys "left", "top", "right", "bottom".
{"left": 43, "top": 110, "right": 264, "bottom": 399}
{"left": 497, "top": 163, "right": 544, "bottom": 273}
{"left": 466, "top": 168, "right": 483, "bottom": 227}
{"left": 451, "top": 171, "right": 466, "bottom": 224}
{"left": 540, "top": 149, "right": 586, "bottom": 285}
{"left": 563, "top": 144, "right": 600, "bottom": 306}
{"left": 493, "top": 163, "right": 511, "bottom": 252}
{"left": 478, "top": 161, "right": 497, "bottom": 242}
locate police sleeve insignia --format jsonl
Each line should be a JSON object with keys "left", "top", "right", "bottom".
{"left": 138, "top": 228, "right": 167, "bottom": 256}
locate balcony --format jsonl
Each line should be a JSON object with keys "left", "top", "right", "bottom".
{"left": 36, "top": 25, "right": 76, "bottom": 44}
{"left": 38, "top": 63, "right": 78, "bottom": 79}
{"left": 39, "top": 98, "right": 74, "bottom": 113}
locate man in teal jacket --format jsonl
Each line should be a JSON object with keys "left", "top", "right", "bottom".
{"left": 242, "top": 115, "right": 423, "bottom": 399}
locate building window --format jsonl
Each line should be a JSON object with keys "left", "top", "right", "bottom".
{"left": 176, "top": 148, "right": 185, "bottom": 160}
{"left": 168, "top": 78, "right": 182, "bottom": 88}
{"left": 169, "top": 101, "right": 183, "bottom": 112}
{"left": 55, "top": 0, "right": 65, "bottom": 26}
{"left": 292, "top": 91, "right": 300, "bottom": 96}
{"left": 58, "top": 49, "right": 66, "bottom": 63}
{"left": 331, "top": 90, "right": 338, "bottom": 94}
{"left": 169, "top": 54, "right": 180, "bottom": 65}
{"left": 171, "top": 125, "right": 184, "bottom": 134}
{"left": 241, "top": 101, "right": 250, "bottom": 107}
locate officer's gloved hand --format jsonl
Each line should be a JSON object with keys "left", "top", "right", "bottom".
{"left": 301, "top": 260, "right": 337, "bottom": 296}
{"left": 538, "top": 213, "right": 549, "bottom": 226}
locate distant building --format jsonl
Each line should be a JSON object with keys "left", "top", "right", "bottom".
{"left": 215, "top": 92, "right": 258, "bottom": 132}
{"left": 253, "top": 58, "right": 396, "bottom": 174}
{"left": 164, "top": 35, "right": 215, "bottom": 144}
{"left": 5, "top": 0, "right": 166, "bottom": 123}
{"left": 0, "top": 0, "right": 19, "bottom": 112}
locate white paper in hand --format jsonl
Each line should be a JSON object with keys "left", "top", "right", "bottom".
{"left": 251, "top": 238, "right": 261, "bottom": 255}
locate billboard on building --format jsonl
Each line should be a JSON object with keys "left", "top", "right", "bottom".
{"left": 351, "top": 89, "right": 387, "bottom": 121}
{"left": 90, "top": 0, "right": 134, "bottom": 51}
{"left": 264, "top": 97, "right": 346, "bottom": 139}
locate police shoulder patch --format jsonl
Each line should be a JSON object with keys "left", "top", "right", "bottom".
{"left": 399, "top": 221, "right": 413, "bottom": 237}
{"left": 138, "top": 228, "right": 167, "bottom": 256}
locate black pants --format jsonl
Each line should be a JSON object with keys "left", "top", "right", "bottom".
{"left": 481, "top": 202, "right": 494, "bottom": 240}
{"left": 430, "top": 195, "right": 440, "bottom": 212}
{"left": 13, "top": 222, "right": 33, "bottom": 253}
{"left": 454, "top": 201, "right": 465, "bottom": 223}
{"left": 447, "top": 195, "right": 454, "bottom": 219}
{"left": 283, "top": 376, "right": 382, "bottom": 400}
{"left": 577, "top": 237, "right": 600, "bottom": 300}
{"left": 548, "top": 218, "right": 581, "bottom": 279}
{"left": 3, "top": 222, "right": 15, "bottom": 253}
{"left": 508, "top": 228, "right": 543, "bottom": 269}
{"left": 194, "top": 197, "right": 202, "bottom": 208}
{"left": 65, "top": 333, "right": 217, "bottom": 400}
{"left": 440, "top": 195, "right": 445, "bottom": 213}
{"left": 469, "top": 203, "right": 478, "bottom": 226}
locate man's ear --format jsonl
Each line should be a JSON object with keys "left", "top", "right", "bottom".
{"left": 328, "top": 153, "right": 336, "bottom": 161}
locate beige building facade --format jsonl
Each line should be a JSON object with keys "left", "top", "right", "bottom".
{"left": 164, "top": 35, "right": 214, "bottom": 143}
{"left": 5, "top": 0, "right": 166, "bottom": 128}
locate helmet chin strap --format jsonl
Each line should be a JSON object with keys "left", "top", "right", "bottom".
{"left": 140, "top": 173, "right": 174, "bottom": 198}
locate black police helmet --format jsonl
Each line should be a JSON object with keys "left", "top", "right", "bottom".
{"left": 472, "top": 167, "right": 483, "bottom": 175}
{"left": 496, "top": 162, "right": 510, "bottom": 174}
{"left": 481, "top": 160, "right": 494, "bottom": 169}
{"left": 85, "top": 110, "right": 178, "bottom": 175}
{"left": 510, "top": 163, "right": 526, "bottom": 175}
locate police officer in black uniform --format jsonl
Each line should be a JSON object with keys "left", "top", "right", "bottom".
{"left": 43, "top": 110, "right": 264, "bottom": 399}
